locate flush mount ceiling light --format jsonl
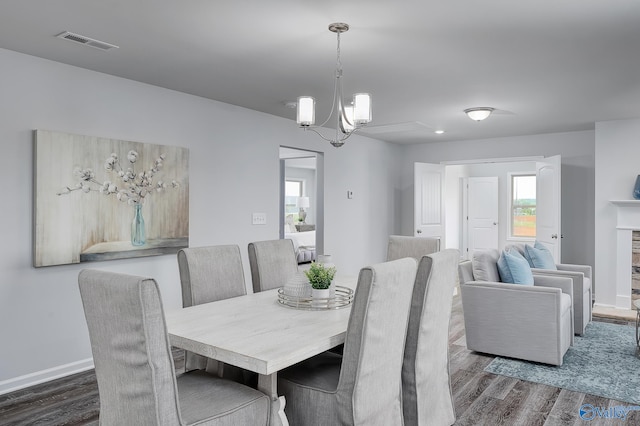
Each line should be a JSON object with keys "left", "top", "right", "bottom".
{"left": 464, "top": 107, "right": 495, "bottom": 121}
{"left": 296, "top": 23, "right": 372, "bottom": 148}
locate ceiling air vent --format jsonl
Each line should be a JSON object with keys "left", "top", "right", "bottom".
{"left": 56, "top": 31, "right": 119, "bottom": 51}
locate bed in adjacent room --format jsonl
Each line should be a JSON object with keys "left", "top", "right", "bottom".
{"left": 284, "top": 216, "right": 316, "bottom": 264}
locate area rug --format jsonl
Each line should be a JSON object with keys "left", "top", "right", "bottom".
{"left": 484, "top": 321, "right": 640, "bottom": 405}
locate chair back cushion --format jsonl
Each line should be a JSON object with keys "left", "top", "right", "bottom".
{"left": 337, "top": 257, "right": 417, "bottom": 425}
{"left": 78, "top": 270, "right": 181, "bottom": 425}
{"left": 248, "top": 239, "right": 298, "bottom": 292}
{"left": 178, "top": 245, "right": 247, "bottom": 307}
{"left": 402, "top": 249, "right": 459, "bottom": 426}
{"left": 471, "top": 248, "right": 501, "bottom": 281}
{"left": 386, "top": 235, "right": 440, "bottom": 261}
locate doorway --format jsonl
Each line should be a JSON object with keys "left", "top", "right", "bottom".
{"left": 415, "top": 156, "right": 560, "bottom": 260}
{"left": 279, "top": 147, "right": 324, "bottom": 262}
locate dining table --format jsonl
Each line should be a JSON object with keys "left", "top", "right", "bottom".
{"left": 165, "top": 275, "right": 358, "bottom": 426}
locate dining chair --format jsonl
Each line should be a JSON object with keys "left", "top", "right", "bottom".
{"left": 177, "top": 245, "right": 247, "bottom": 376}
{"left": 277, "top": 257, "right": 418, "bottom": 426}
{"left": 248, "top": 239, "right": 298, "bottom": 292}
{"left": 402, "top": 249, "right": 460, "bottom": 426}
{"left": 78, "top": 269, "right": 270, "bottom": 426}
{"left": 386, "top": 235, "right": 440, "bottom": 261}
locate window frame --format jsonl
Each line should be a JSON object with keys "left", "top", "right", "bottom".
{"left": 507, "top": 172, "right": 537, "bottom": 240}
{"left": 284, "top": 179, "right": 305, "bottom": 217}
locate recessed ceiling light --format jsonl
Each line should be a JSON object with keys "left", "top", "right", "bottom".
{"left": 434, "top": 130, "right": 445, "bottom": 134}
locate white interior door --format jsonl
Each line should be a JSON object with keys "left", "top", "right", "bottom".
{"left": 536, "top": 155, "right": 561, "bottom": 262}
{"left": 467, "top": 177, "right": 499, "bottom": 254}
{"left": 414, "top": 163, "right": 445, "bottom": 245}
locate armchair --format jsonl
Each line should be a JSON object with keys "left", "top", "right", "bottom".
{"left": 506, "top": 243, "right": 592, "bottom": 335}
{"left": 459, "top": 259, "right": 574, "bottom": 366}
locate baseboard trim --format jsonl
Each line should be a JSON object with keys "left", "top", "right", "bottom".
{"left": 0, "top": 358, "right": 94, "bottom": 396}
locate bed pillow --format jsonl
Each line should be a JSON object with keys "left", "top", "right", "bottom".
{"left": 524, "top": 241, "right": 557, "bottom": 270}
{"left": 471, "top": 249, "right": 501, "bottom": 282}
{"left": 497, "top": 249, "right": 534, "bottom": 285}
{"left": 284, "top": 215, "right": 298, "bottom": 233}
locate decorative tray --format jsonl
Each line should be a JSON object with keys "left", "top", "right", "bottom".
{"left": 277, "top": 285, "right": 354, "bottom": 310}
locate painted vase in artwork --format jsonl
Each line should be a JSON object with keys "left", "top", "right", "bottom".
{"left": 634, "top": 175, "right": 640, "bottom": 200}
{"left": 131, "top": 203, "right": 146, "bottom": 246}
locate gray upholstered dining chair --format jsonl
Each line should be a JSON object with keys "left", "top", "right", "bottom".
{"left": 177, "top": 245, "right": 247, "bottom": 374}
{"left": 248, "top": 239, "right": 298, "bottom": 292}
{"left": 277, "top": 257, "right": 418, "bottom": 426}
{"left": 386, "top": 235, "right": 440, "bottom": 261}
{"left": 78, "top": 269, "right": 270, "bottom": 426}
{"left": 402, "top": 249, "right": 460, "bottom": 426}
{"left": 505, "top": 242, "right": 592, "bottom": 335}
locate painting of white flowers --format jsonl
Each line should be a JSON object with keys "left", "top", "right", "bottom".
{"left": 34, "top": 130, "right": 189, "bottom": 267}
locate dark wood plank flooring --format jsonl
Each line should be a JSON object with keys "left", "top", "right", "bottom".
{"left": 1, "top": 296, "right": 636, "bottom": 425}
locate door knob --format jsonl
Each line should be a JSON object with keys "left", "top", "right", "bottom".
{"left": 551, "top": 234, "right": 558, "bottom": 239}
{"left": 493, "top": 222, "right": 498, "bottom": 225}
{"left": 417, "top": 229, "right": 422, "bottom": 234}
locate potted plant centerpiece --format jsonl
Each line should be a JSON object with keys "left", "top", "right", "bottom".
{"left": 305, "top": 261, "right": 337, "bottom": 305}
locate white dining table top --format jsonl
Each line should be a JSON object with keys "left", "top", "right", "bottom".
{"left": 165, "top": 275, "right": 358, "bottom": 376}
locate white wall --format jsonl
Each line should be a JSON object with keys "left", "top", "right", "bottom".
{"left": 398, "top": 131, "right": 595, "bottom": 276}
{"left": 0, "top": 48, "right": 401, "bottom": 391}
{"left": 594, "top": 118, "right": 640, "bottom": 308}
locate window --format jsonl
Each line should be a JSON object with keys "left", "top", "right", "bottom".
{"left": 284, "top": 180, "right": 303, "bottom": 217}
{"left": 510, "top": 174, "right": 536, "bottom": 238}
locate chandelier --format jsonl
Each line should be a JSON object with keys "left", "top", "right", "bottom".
{"left": 296, "top": 23, "right": 372, "bottom": 148}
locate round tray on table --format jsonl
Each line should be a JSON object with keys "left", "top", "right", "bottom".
{"left": 277, "top": 285, "right": 354, "bottom": 310}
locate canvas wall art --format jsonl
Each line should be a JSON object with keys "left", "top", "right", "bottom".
{"left": 34, "top": 130, "right": 189, "bottom": 267}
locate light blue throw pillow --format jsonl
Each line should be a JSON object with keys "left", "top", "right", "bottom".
{"left": 523, "top": 241, "right": 557, "bottom": 270}
{"left": 497, "top": 249, "right": 534, "bottom": 285}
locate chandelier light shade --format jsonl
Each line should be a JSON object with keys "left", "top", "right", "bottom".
{"left": 464, "top": 107, "right": 495, "bottom": 121}
{"left": 297, "top": 96, "right": 315, "bottom": 126}
{"left": 296, "top": 22, "right": 372, "bottom": 148}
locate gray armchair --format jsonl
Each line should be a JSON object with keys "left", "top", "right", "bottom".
{"left": 278, "top": 258, "right": 418, "bottom": 425}
{"left": 387, "top": 235, "right": 440, "bottom": 261}
{"left": 78, "top": 269, "right": 269, "bottom": 426}
{"left": 402, "top": 249, "right": 460, "bottom": 426}
{"left": 506, "top": 243, "right": 592, "bottom": 335}
{"left": 248, "top": 239, "right": 298, "bottom": 292}
{"left": 459, "top": 259, "right": 574, "bottom": 366}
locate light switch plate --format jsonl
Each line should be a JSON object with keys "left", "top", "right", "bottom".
{"left": 252, "top": 212, "right": 267, "bottom": 225}
{"left": 347, "top": 190, "right": 353, "bottom": 199}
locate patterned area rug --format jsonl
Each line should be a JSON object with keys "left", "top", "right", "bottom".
{"left": 484, "top": 321, "right": 640, "bottom": 404}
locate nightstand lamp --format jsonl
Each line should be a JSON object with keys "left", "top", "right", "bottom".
{"left": 297, "top": 196, "right": 310, "bottom": 224}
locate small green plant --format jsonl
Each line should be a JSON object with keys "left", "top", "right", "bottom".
{"left": 304, "top": 262, "right": 337, "bottom": 290}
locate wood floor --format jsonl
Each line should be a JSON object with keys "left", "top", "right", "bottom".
{"left": 1, "top": 295, "right": 637, "bottom": 426}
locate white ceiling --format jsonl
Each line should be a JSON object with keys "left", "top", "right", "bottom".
{"left": 1, "top": 0, "right": 639, "bottom": 144}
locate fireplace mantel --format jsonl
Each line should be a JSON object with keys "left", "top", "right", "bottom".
{"left": 610, "top": 200, "right": 640, "bottom": 308}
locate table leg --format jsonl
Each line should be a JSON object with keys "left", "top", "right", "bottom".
{"left": 258, "top": 373, "right": 288, "bottom": 426}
